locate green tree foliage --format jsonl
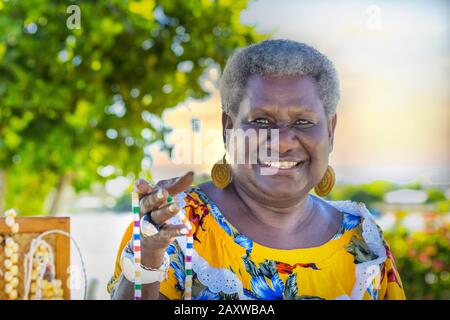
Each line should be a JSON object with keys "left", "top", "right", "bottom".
{"left": 327, "top": 180, "right": 397, "bottom": 206}
{"left": 0, "top": 0, "right": 265, "bottom": 215}
{"left": 425, "top": 187, "right": 446, "bottom": 203}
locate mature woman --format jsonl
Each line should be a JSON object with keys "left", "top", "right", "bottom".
{"left": 108, "top": 39, "right": 405, "bottom": 300}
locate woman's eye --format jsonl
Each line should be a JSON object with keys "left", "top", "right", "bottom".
{"left": 294, "top": 119, "right": 314, "bottom": 127}
{"left": 251, "top": 118, "right": 271, "bottom": 126}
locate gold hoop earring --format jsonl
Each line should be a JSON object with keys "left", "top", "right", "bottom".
{"left": 211, "top": 154, "right": 232, "bottom": 189}
{"left": 314, "top": 166, "right": 335, "bottom": 197}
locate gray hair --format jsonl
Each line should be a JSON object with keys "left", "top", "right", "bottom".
{"left": 219, "top": 39, "right": 340, "bottom": 118}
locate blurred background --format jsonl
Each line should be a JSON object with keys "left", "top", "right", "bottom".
{"left": 0, "top": 0, "right": 448, "bottom": 299}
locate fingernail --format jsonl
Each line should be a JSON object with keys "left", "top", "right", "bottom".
{"left": 156, "top": 189, "right": 164, "bottom": 199}
{"left": 180, "top": 228, "right": 188, "bottom": 235}
{"left": 169, "top": 204, "right": 178, "bottom": 213}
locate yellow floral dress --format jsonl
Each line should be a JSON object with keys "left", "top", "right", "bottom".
{"left": 108, "top": 186, "right": 406, "bottom": 300}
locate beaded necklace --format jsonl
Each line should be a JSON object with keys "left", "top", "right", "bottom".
{"left": 2, "top": 209, "right": 84, "bottom": 300}
{"left": 2, "top": 209, "right": 20, "bottom": 299}
{"left": 131, "top": 192, "right": 142, "bottom": 300}
{"left": 131, "top": 192, "right": 194, "bottom": 300}
{"left": 172, "top": 194, "right": 194, "bottom": 300}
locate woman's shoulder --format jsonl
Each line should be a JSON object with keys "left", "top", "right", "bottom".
{"left": 325, "top": 198, "right": 368, "bottom": 218}
{"left": 325, "top": 198, "right": 382, "bottom": 232}
{"left": 326, "top": 199, "right": 389, "bottom": 260}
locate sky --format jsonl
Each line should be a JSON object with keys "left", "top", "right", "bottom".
{"left": 148, "top": 0, "right": 450, "bottom": 185}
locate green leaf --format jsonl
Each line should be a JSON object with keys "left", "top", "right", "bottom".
{"left": 284, "top": 273, "right": 298, "bottom": 300}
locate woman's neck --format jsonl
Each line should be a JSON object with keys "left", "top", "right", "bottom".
{"left": 230, "top": 181, "right": 318, "bottom": 234}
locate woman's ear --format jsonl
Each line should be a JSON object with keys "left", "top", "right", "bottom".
{"left": 222, "top": 111, "right": 233, "bottom": 145}
{"left": 328, "top": 114, "right": 337, "bottom": 153}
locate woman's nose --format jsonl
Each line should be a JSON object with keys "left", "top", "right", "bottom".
{"left": 277, "top": 127, "right": 300, "bottom": 154}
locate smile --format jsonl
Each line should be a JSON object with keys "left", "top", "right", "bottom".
{"left": 257, "top": 159, "right": 306, "bottom": 172}
{"left": 260, "top": 161, "right": 301, "bottom": 169}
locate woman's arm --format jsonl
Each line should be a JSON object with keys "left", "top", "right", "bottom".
{"left": 111, "top": 275, "right": 168, "bottom": 300}
{"left": 111, "top": 247, "right": 169, "bottom": 300}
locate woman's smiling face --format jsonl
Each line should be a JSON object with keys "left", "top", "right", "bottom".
{"left": 225, "top": 74, "right": 337, "bottom": 207}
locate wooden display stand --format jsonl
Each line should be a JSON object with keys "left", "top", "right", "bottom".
{"left": 0, "top": 217, "right": 70, "bottom": 300}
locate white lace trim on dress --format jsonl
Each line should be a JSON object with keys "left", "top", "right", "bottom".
{"left": 325, "top": 200, "right": 387, "bottom": 299}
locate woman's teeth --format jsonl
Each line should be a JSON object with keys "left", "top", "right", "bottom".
{"left": 262, "top": 161, "right": 300, "bottom": 169}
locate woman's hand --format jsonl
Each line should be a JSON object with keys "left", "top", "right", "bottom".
{"left": 133, "top": 171, "right": 194, "bottom": 269}
{"left": 111, "top": 171, "right": 194, "bottom": 300}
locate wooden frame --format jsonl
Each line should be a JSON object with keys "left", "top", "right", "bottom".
{"left": 0, "top": 217, "right": 70, "bottom": 300}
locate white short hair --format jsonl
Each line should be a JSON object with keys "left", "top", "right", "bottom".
{"left": 220, "top": 39, "right": 340, "bottom": 118}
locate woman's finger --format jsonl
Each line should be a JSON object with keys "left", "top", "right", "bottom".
{"left": 139, "top": 188, "right": 169, "bottom": 216}
{"left": 138, "top": 171, "right": 193, "bottom": 218}
{"left": 158, "top": 223, "right": 189, "bottom": 240}
{"left": 149, "top": 202, "right": 179, "bottom": 225}
{"left": 133, "top": 178, "right": 153, "bottom": 199}
{"left": 164, "top": 171, "right": 194, "bottom": 195}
